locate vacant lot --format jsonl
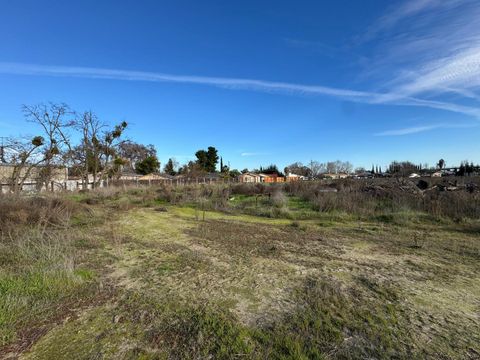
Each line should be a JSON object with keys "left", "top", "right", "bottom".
{"left": 1, "top": 183, "right": 479, "bottom": 359}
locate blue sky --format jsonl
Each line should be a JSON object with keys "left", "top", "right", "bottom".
{"left": 0, "top": 0, "right": 479, "bottom": 170}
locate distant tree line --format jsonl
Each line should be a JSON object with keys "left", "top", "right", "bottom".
{"left": 387, "top": 161, "right": 423, "bottom": 177}
{"left": 281, "top": 160, "right": 353, "bottom": 178}
{"left": 457, "top": 161, "right": 478, "bottom": 176}
{"left": 3, "top": 104, "right": 478, "bottom": 193}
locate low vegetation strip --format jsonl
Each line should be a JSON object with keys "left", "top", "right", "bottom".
{"left": 0, "top": 183, "right": 479, "bottom": 359}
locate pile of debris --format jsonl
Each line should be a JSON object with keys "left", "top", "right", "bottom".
{"left": 423, "top": 181, "right": 478, "bottom": 193}
{"left": 357, "top": 178, "right": 479, "bottom": 197}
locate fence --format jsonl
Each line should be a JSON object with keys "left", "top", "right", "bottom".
{"left": 110, "top": 177, "right": 239, "bottom": 187}
{"left": 0, "top": 177, "right": 240, "bottom": 193}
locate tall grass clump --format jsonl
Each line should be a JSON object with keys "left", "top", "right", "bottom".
{"left": 0, "top": 195, "right": 95, "bottom": 346}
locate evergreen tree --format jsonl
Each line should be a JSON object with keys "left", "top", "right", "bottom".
{"left": 195, "top": 150, "right": 208, "bottom": 170}
{"left": 437, "top": 159, "right": 445, "bottom": 170}
{"left": 195, "top": 146, "right": 219, "bottom": 172}
{"left": 262, "top": 164, "right": 284, "bottom": 177}
{"left": 164, "top": 158, "right": 176, "bottom": 175}
{"left": 206, "top": 146, "right": 219, "bottom": 172}
{"left": 135, "top": 155, "right": 160, "bottom": 175}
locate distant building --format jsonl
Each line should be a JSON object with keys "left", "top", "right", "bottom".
{"left": 259, "top": 173, "right": 285, "bottom": 183}
{"left": 431, "top": 171, "right": 443, "bottom": 178}
{"left": 0, "top": 163, "right": 68, "bottom": 192}
{"left": 238, "top": 172, "right": 261, "bottom": 183}
{"left": 118, "top": 169, "right": 142, "bottom": 181}
{"left": 354, "top": 172, "right": 373, "bottom": 179}
{"left": 286, "top": 173, "right": 305, "bottom": 181}
{"left": 323, "top": 173, "right": 349, "bottom": 180}
{"left": 0, "top": 164, "right": 68, "bottom": 184}
{"left": 237, "top": 172, "right": 285, "bottom": 183}
{"left": 139, "top": 173, "right": 176, "bottom": 181}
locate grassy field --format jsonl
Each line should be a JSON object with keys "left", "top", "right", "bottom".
{"left": 1, "top": 183, "right": 479, "bottom": 359}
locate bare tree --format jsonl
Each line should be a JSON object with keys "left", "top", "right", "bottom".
{"left": 71, "top": 111, "right": 128, "bottom": 188}
{"left": 338, "top": 161, "right": 353, "bottom": 174}
{"left": 100, "top": 121, "right": 128, "bottom": 186}
{"left": 284, "top": 162, "right": 311, "bottom": 177}
{"left": 3, "top": 136, "right": 46, "bottom": 193}
{"left": 69, "top": 111, "right": 104, "bottom": 189}
{"left": 309, "top": 160, "right": 326, "bottom": 178}
{"left": 326, "top": 161, "right": 336, "bottom": 174}
{"left": 118, "top": 141, "right": 156, "bottom": 170}
{"left": 22, "top": 103, "right": 75, "bottom": 189}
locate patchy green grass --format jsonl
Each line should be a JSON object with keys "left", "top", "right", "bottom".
{"left": 21, "top": 304, "right": 152, "bottom": 360}
{"left": 23, "top": 276, "right": 414, "bottom": 360}
{"left": 0, "top": 268, "right": 91, "bottom": 346}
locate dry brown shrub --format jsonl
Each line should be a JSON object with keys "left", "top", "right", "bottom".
{"left": 0, "top": 195, "right": 80, "bottom": 234}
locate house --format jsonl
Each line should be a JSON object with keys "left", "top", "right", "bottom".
{"left": 238, "top": 172, "right": 261, "bottom": 183}
{"left": 139, "top": 173, "right": 174, "bottom": 181}
{"left": 237, "top": 172, "right": 285, "bottom": 183}
{"left": 323, "top": 173, "right": 349, "bottom": 180}
{"left": 0, "top": 164, "right": 68, "bottom": 183}
{"left": 354, "top": 172, "right": 373, "bottom": 179}
{"left": 259, "top": 173, "right": 285, "bottom": 183}
{"left": 442, "top": 169, "right": 456, "bottom": 176}
{"left": 118, "top": 169, "right": 142, "bottom": 181}
{"left": 0, "top": 164, "right": 69, "bottom": 192}
{"left": 286, "top": 173, "right": 305, "bottom": 182}
{"left": 258, "top": 173, "right": 272, "bottom": 182}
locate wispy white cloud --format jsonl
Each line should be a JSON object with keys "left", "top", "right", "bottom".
{"left": 0, "top": 62, "right": 373, "bottom": 100}
{"left": 354, "top": 0, "right": 480, "bottom": 120}
{"left": 386, "top": 45, "right": 480, "bottom": 100}
{"left": 359, "top": 0, "right": 464, "bottom": 44}
{"left": 374, "top": 122, "right": 477, "bottom": 136}
{"left": 1, "top": 62, "right": 479, "bottom": 119}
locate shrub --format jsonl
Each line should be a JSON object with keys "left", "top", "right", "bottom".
{"left": 271, "top": 190, "right": 287, "bottom": 208}
{"left": 0, "top": 195, "right": 79, "bottom": 234}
